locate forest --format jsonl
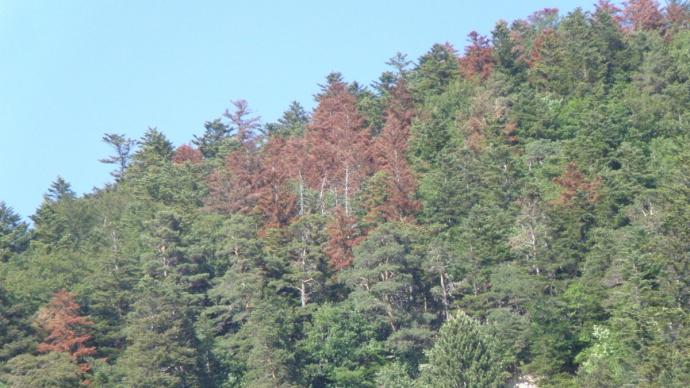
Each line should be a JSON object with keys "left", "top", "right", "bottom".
{"left": 1, "top": 1, "right": 690, "bottom": 386}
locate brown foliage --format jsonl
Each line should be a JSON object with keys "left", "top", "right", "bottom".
{"left": 206, "top": 100, "right": 265, "bottom": 214}
{"left": 664, "top": 1, "right": 690, "bottom": 32}
{"left": 465, "top": 118, "right": 487, "bottom": 152}
{"left": 528, "top": 28, "right": 557, "bottom": 68}
{"left": 205, "top": 143, "right": 263, "bottom": 214}
{"left": 459, "top": 31, "right": 495, "bottom": 80}
{"left": 623, "top": 0, "right": 663, "bottom": 31}
{"left": 325, "top": 208, "right": 361, "bottom": 269}
{"left": 304, "top": 76, "right": 371, "bottom": 216}
{"left": 461, "top": 89, "right": 503, "bottom": 153}
{"left": 255, "top": 137, "right": 298, "bottom": 227}
{"left": 205, "top": 167, "right": 235, "bottom": 213}
{"left": 527, "top": 8, "right": 559, "bottom": 27}
{"left": 225, "top": 99, "right": 261, "bottom": 144}
{"left": 553, "top": 163, "right": 602, "bottom": 205}
{"left": 36, "top": 290, "right": 95, "bottom": 373}
{"left": 172, "top": 144, "right": 203, "bottom": 164}
{"left": 596, "top": 0, "right": 624, "bottom": 22}
{"left": 369, "top": 81, "right": 420, "bottom": 222}
{"left": 502, "top": 121, "right": 519, "bottom": 145}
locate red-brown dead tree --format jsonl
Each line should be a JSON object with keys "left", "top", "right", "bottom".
{"left": 368, "top": 80, "right": 420, "bottom": 223}
{"left": 325, "top": 208, "right": 362, "bottom": 269}
{"left": 664, "top": 1, "right": 690, "bottom": 33}
{"left": 459, "top": 31, "right": 495, "bottom": 80}
{"left": 623, "top": 0, "right": 663, "bottom": 31}
{"left": 553, "top": 163, "right": 602, "bottom": 205}
{"left": 224, "top": 99, "right": 261, "bottom": 144}
{"left": 255, "top": 136, "right": 298, "bottom": 227}
{"left": 172, "top": 144, "right": 203, "bottom": 165}
{"left": 36, "top": 290, "right": 96, "bottom": 373}
{"left": 304, "top": 74, "right": 371, "bottom": 217}
{"left": 206, "top": 100, "right": 264, "bottom": 214}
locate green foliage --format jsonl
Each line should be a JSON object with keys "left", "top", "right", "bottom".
{"left": 114, "top": 279, "right": 207, "bottom": 387}
{"left": 300, "top": 303, "right": 386, "bottom": 387}
{"left": 0, "top": 202, "right": 30, "bottom": 263}
{"left": 420, "top": 311, "right": 507, "bottom": 387}
{"left": 265, "top": 101, "right": 310, "bottom": 138}
{"left": 193, "top": 119, "right": 233, "bottom": 159}
{"left": 342, "top": 223, "right": 427, "bottom": 334}
{"left": 0, "top": 353, "right": 81, "bottom": 388}
{"left": 0, "top": 287, "right": 35, "bottom": 364}
{"left": 3, "top": 5, "right": 690, "bottom": 387}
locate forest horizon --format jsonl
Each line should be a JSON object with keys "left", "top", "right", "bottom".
{"left": 2, "top": 1, "right": 690, "bottom": 387}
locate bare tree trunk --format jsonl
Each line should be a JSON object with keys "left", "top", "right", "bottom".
{"left": 161, "top": 245, "right": 168, "bottom": 278}
{"left": 344, "top": 165, "right": 350, "bottom": 216}
{"left": 298, "top": 170, "right": 305, "bottom": 216}
{"left": 300, "top": 281, "right": 307, "bottom": 308}
{"left": 319, "top": 176, "right": 327, "bottom": 215}
{"left": 439, "top": 270, "right": 449, "bottom": 319}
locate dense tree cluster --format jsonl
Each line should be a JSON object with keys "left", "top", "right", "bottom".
{"left": 2, "top": 2, "right": 690, "bottom": 386}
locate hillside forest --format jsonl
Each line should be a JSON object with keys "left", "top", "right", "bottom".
{"left": 1, "top": 1, "right": 690, "bottom": 386}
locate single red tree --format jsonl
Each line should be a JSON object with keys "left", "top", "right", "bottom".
{"left": 623, "top": 0, "right": 663, "bottom": 31}
{"left": 596, "top": 0, "right": 623, "bottom": 17}
{"left": 224, "top": 99, "right": 261, "bottom": 144}
{"left": 172, "top": 144, "right": 203, "bottom": 164}
{"left": 664, "top": 1, "right": 690, "bottom": 32}
{"left": 459, "top": 31, "right": 495, "bottom": 80}
{"left": 325, "top": 208, "right": 361, "bottom": 269}
{"left": 369, "top": 80, "right": 420, "bottom": 222}
{"left": 210, "top": 144, "right": 263, "bottom": 214}
{"left": 553, "top": 163, "right": 602, "bottom": 205}
{"left": 305, "top": 75, "right": 371, "bottom": 217}
{"left": 36, "top": 290, "right": 96, "bottom": 372}
{"left": 255, "top": 136, "right": 298, "bottom": 227}
{"left": 206, "top": 100, "right": 264, "bottom": 214}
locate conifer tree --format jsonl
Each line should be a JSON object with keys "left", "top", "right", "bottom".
{"left": 36, "top": 290, "right": 96, "bottom": 373}
{"left": 115, "top": 279, "right": 207, "bottom": 387}
{"left": 420, "top": 311, "right": 506, "bottom": 387}
{"left": 100, "top": 133, "right": 136, "bottom": 181}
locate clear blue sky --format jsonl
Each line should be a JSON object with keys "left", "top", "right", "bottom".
{"left": 1, "top": 0, "right": 591, "bottom": 219}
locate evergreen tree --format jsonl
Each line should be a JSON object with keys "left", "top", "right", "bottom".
{"left": 1, "top": 353, "right": 82, "bottom": 388}
{"left": 0, "top": 202, "right": 29, "bottom": 262}
{"left": 264, "top": 101, "right": 309, "bottom": 138}
{"left": 420, "top": 311, "right": 507, "bottom": 387}
{"left": 193, "top": 119, "right": 232, "bottom": 159}
{"left": 115, "top": 279, "right": 207, "bottom": 387}
{"left": 99, "top": 133, "right": 136, "bottom": 181}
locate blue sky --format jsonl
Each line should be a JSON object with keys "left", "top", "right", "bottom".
{"left": 1, "top": 0, "right": 591, "bottom": 219}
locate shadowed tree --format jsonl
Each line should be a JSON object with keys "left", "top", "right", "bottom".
{"left": 0, "top": 202, "right": 30, "bottom": 262}
{"left": 115, "top": 279, "right": 208, "bottom": 387}
{"left": 193, "top": 119, "right": 232, "bottom": 159}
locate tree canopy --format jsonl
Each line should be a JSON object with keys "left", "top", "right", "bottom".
{"left": 2, "top": 3, "right": 690, "bottom": 386}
